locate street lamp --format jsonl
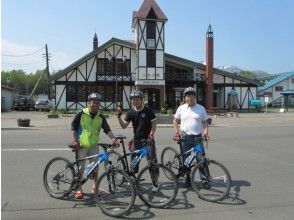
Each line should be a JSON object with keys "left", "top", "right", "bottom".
{"left": 107, "top": 55, "right": 127, "bottom": 108}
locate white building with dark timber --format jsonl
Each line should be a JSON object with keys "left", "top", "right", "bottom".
{"left": 51, "top": 0, "right": 260, "bottom": 112}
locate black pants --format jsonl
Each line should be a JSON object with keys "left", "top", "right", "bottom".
{"left": 131, "top": 138, "right": 158, "bottom": 175}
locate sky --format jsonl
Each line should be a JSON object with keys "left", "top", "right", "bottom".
{"left": 1, "top": 0, "right": 294, "bottom": 75}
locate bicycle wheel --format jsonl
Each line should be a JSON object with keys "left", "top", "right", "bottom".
{"left": 43, "top": 157, "right": 75, "bottom": 199}
{"left": 137, "top": 164, "right": 178, "bottom": 208}
{"left": 191, "top": 159, "right": 231, "bottom": 202}
{"left": 96, "top": 169, "right": 136, "bottom": 217}
{"left": 160, "top": 147, "right": 180, "bottom": 178}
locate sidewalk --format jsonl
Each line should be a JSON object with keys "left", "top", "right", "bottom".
{"left": 1, "top": 110, "right": 294, "bottom": 130}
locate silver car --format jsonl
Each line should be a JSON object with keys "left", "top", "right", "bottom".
{"left": 35, "top": 99, "right": 54, "bottom": 111}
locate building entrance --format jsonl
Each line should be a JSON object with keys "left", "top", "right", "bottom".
{"left": 142, "top": 89, "right": 160, "bottom": 111}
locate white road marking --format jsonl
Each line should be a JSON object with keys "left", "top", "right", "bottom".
{"left": 2, "top": 148, "right": 70, "bottom": 152}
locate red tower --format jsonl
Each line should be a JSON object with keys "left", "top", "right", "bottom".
{"left": 205, "top": 24, "right": 214, "bottom": 110}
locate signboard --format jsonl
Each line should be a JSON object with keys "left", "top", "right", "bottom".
{"left": 135, "top": 80, "right": 165, "bottom": 85}
{"left": 264, "top": 96, "right": 269, "bottom": 103}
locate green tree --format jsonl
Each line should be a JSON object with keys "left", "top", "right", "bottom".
{"left": 1, "top": 69, "right": 49, "bottom": 96}
{"left": 239, "top": 71, "right": 256, "bottom": 79}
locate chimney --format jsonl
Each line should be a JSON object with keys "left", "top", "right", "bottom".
{"left": 93, "top": 33, "right": 98, "bottom": 50}
{"left": 205, "top": 24, "right": 213, "bottom": 110}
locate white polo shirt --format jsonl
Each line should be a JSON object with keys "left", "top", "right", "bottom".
{"left": 174, "top": 103, "right": 209, "bottom": 135}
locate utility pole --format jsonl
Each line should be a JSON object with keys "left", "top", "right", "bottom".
{"left": 45, "top": 44, "right": 51, "bottom": 99}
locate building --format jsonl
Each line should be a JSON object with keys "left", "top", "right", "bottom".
{"left": 257, "top": 71, "right": 294, "bottom": 107}
{"left": 51, "top": 0, "right": 260, "bottom": 112}
{"left": 1, "top": 85, "right": 19, "bottom": 111}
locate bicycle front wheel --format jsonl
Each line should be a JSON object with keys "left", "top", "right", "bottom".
{"left": 96, "top": 169, "right": 135, "bottom": 217}
{"left": 160, "top": 146, "right": 180, "bottom": 178}
{"left": 137, "top": 164, "right": 178, "bottom": 208}
{"left": 43, "top": 157, "right": 75, "bottom": 199}
{"left": 191, "top": 159, "right": 231, "bottom": 202}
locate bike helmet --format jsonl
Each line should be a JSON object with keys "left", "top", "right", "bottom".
{"left": 130, "top": 90, "right": 144, "bottom": 99}
{"left": 88, "top": 93, "right": 101, "bottom": 101}
{"left": 183, "top": 87, "right": 196, "bottom": 96}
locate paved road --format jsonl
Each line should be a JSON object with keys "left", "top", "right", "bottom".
{"left": 1, "top": 111, "right": 294, "bottom": 219}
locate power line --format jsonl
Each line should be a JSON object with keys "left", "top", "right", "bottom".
{"left": 2, "top": 48, "right": 43, "bottom": 57}
{"left": 3, "top": 59, "right": 44, "bottom": 66}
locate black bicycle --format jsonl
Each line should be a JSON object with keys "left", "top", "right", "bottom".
{"left": 43, "top": 143, "right": 136, "bottom": 217}
{"left": 111, "top": 135, "right": 178, "bottom": 208}
{"left": 161, "top": 137, "right": 231, "bottom": 202}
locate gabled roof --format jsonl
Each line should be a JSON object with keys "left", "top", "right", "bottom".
{"left": 258, "top": 71, "right": 294, "bottom": 92}
{"left": 50, "top": 38, "right": 136, "bottom": 81}
{"left": 134, "top": 0, "right": 167, "bottom": 21}
{"left": 51, "top": 37, "right": 260, "bottom": 86}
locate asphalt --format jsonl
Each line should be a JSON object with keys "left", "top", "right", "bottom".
{"left": 1, "top": 109, "right": 294, "bottom": 130}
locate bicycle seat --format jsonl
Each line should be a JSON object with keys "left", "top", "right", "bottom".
{"left": 67, "top": 143, "right": 78, "bottom": 152}
{"left": 115, "top": 135, "right": 127, "bottom": 140}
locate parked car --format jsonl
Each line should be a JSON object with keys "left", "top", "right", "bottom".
{"left": 13, "top": 95, "right": 35, "bottom": 111}
{"left": 35, "top": 99, "right": 54, "bottom": 111}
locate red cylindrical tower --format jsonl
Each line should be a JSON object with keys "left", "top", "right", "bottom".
{"left": 205, "top": 24, "right": 213, "bottom": 110}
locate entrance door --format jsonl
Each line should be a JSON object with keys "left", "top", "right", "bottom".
{"left": 143, "top": 89, "right": 160, "bottom": 111}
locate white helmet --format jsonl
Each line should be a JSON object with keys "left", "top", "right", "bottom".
{"left": 183, "top": 87, "right": 196, "bottom": 96}
{"left": 88, "top": 93, "right": 101, "bottom": 101}
{"left": 130, "top": 90, "right": 144, "bottom": 99}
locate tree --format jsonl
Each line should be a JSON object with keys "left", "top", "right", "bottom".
{"left": 239, "top": 71, "right": 256, "bottom": 79}
{"left": 1, "top": 69, "right": 48, "bottom": 96}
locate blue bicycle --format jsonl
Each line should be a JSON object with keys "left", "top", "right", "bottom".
{"left": 161, "top": 137, "right": 231, "bottom": 202}
{"left": 43, "top": 143, "right": 136, "bottom": 217}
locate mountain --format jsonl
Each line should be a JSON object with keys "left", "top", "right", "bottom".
{"left": 217, "top": 64, "right": 271, "bottom": 77}
{"left": 217, "top": 65, "right": 242, "bottom": 74}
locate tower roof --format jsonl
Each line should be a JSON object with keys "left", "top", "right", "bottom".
{"left": 134, "top": 0, "right": 167, "bottom": 21}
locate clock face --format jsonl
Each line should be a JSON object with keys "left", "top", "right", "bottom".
{"left": 147, "top": 39, "right": 155, "bottom": 49}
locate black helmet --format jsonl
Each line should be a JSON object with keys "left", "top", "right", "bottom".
{"left": 130, "top": 90, "right": 144, "bottom": 99}
{"left": 88, "top": 93, "right": 101, "bottom": 101}
{"left": 183, "top": 87, "right": 196, "bottom": 96}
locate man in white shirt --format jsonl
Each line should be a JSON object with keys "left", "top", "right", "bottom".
{"left": 173, "top": 87, "right": 210, "bottom": 186}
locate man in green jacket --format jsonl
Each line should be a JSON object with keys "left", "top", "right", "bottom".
{"left": 71, "top": 93, "right": 119, "bottom": 199}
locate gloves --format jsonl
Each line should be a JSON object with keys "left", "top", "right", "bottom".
{"left": 112, "top": 139, "right": 120, "bottom": 148}
{"left": 116, "top": 106, "right": 122, "bottom": 118}
{"left": 148, "top": 132, "right": 154, "bottom": 140}
{"left": 173, "top": 132, "right": 181, "bottom": 141}
{"left": 72, "top": 140, "right": 80, "bottom": 149}
{"left": 203, "top": 133, "right": 210, "bottom": 141}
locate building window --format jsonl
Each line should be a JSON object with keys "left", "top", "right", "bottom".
{"left": 147, "top": 50, "right": 156, "bottom": 67}
{"left": 275, "top": 86, "right": 283, "bottom": 92}
{"left": 291, "top": 78, "right": 294, "bottom": 83}
{"left": 66, "top": 84, "right": 76, "bottom": 102}
{"left": 77, "top": 85, "right": 87, "bottom": 102}
{"left": 147, "top": 21, "right": 156, "bottom": 39}
{"left": 97, "top": 58, "right": 105, "bottom": 74}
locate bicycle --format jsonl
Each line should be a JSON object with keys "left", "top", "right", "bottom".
{"left": 43, "top": 143, "right": 136, "bottom": 217}
{"left": 112, "top": 135, "right": 178, "bottom": 208}
{"left": 161, "top": 137, "right": 231, "bottom": 202}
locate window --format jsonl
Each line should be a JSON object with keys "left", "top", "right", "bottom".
{"left": 275, "top": 86, "right": 283, "bottom": 92}
{"left": 147, "top": 50, "right": 156, "bottom": 67}
{"left": 291, "top": 78, "right": 294, "bottom": 83}
{"left": 147, "top": 21, "right": 156, "bottom": 39}
{"left": 97, "top": 58, "right": 105, "bottom": 74}
{"left": 77, "top": 85, "right": 87, "bottom": 102}
{"left": 66, "top": 85, "right": 76, "bottom": 102}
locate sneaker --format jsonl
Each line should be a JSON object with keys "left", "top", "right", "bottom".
{"left": 185, "top": 177, "right": 191, "bottom": 187}
{"left": 152, "top": 185, "right": 159, "bottom": 192}
{"left": 74, "top": 190, "right": 84, "bottom": 199}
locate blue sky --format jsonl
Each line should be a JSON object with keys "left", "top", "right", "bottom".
{"left": 2, "top": 0, "right": 294, "bottom": 74}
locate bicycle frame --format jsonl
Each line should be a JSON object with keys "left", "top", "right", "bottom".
{"left": 176, "top": 137, "right": 208, "bottom": 168}
{"left": 69, "top": 144, "right": 114, "bottom": 189}
{"left": 116, "top": 135, "right": 153, "bottom": 175}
